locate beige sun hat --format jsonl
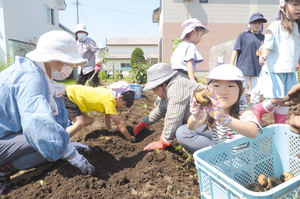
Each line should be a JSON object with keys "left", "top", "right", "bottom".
{"left": 75, "top": 24, "right": 88, "bottom": 36}
{"left": 26, "top": 30, "right": 88, "bottom": 66}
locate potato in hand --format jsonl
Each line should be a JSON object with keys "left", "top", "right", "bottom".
{"left": 193, "top": 88, "right": 211, "bottom": 106}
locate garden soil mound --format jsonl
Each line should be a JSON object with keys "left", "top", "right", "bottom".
{"left": 1, "top": 84, "right": 290, "bottom": 199}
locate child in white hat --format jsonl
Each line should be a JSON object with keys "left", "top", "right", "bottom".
{"left": 177, "top": 64, "right": 262, "bottom": 153}
{"left": 170, "top": 18, "right": 209, "bottom": 82}
{"left": 62, "top": 81, "right": 136, "bottom": 142}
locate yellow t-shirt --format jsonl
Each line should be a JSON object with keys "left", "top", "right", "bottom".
{"left": 66, "top": 85, "right": 117, "bottom": 117}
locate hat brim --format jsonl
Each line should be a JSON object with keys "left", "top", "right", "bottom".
{"left": 143, "top": 71, "right": 178, "bottom": 91}
{"left": 26, "top": 49, "right": 88, "bottom": 66}
{"left": 249, "top": 18, "right": 267, "bottom": 23}
{"left": 180, "top": 27, "right": 209, "bottom": 41}
{"left": 205, "top": 77, "right": 245, "bottom": 84}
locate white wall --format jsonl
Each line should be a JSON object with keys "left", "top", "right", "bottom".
{"left": 0, "top": 0, "right": 6, "bottom": 63}
{"left": 1, "top": 0, "right": 65, "bottom": 63}
{"left": 109, "top": 46, "right": 158, "bottom": 54}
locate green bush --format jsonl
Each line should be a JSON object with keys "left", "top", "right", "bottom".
{"left": 98, "top": 71, "right": 108, "bottom": 81}
{"left": 114, "top": 71, "right": 119, "bottom": 79}
{"left": 129, "top": 62, "right": 149, "bottom": 84}
{"left": 130, "top": 48, "right": 145, "bottom": 65}
{"left": 172, "top": 36, "right": 182, "bottom": 51}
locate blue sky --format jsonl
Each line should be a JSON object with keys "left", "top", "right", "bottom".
{"left": 59, "top": 0, "right": 160, "bottom": 48}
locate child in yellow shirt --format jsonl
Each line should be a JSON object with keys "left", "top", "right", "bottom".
{"left": 61, "top": 81, "right": 136, "bottom": 142}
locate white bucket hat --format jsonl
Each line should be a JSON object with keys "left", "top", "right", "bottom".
{"left": 75, "top": 24, "right": 88, "bottom": 36}
{"left": 143, "top": 63, "right": 178, "bottom": 91}
{"left": 205, "top": 64, "right": 245, "bottom": 84}
{"left": 180, "top": 18, "right": 209, "bottom": 41}
{"left": 26, "top": 30, "right": 88, "bottom": 66}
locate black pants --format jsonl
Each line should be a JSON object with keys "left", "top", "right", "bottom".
{"left": 76, "top": 70, "right": 100, "bottom": 86}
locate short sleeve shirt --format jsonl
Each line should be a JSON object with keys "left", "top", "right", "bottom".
{"left": 262, "top": 21, "right": 300, "bottom": 73}
{"left": 234, "top": 31, "right": 264, "bottom": 76}
{"left": 66, "top": 85, "right": 117, "bottom": 117}
{"left": 77, "top": 37, "right": 100, "bottom": 75}
{"left": 170, "top": 42, "right": 203, "bottom": 72}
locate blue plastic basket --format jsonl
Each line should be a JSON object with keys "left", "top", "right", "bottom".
{"left": 193, "top": 124, "right": 300, "bottom": 199}
{"left": 129, "top": 84, "right": 141, "bottom": 100}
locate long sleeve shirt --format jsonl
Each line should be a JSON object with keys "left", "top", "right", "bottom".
{"left": 0, "top": 56, "right": 71, "bottom": 162}
{"left": 142, "top": 75, "right": 206, "bottom": 140}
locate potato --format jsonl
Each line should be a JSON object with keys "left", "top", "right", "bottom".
{"left": 246, "top": 183, "right": 265, "bottom": 192}
{"left": 265, "top": 178, "right": 273, "bottom": 191}
{"left": 269, "top": 177, "right": 282, "bottom": 188}
{"left": 257, "top": 174, "right": 268, "bottom": 187}
{"left": 193, "top": 88, "right": 210, "bottom": 106}
{"left": 280, "top": 172, "right": 294, "bottom": 182}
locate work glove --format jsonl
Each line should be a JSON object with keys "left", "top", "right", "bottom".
{"left": 67, "top": 150, "right": 95, "bottom": 175}
{"left": 190, "top": 93, "right": 209, "bottom": 121}
{"left": 133, "top": 121, "right": 149, "bottom": 136}
{"left": 143, "top": 135, "right": 172, "bottom": 151}
{"left": 94, "top": 64, "right": 101, "bottom": 72}
{"left": 72, "top": 141, "right": 92, "bottom": 154}
{"left": 207, "top": 90, "right": 231, "bottom": 126}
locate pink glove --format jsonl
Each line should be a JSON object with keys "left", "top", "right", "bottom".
{"left": 133, "top": 121, "right": 149, "bottom": 136}
{"left": 190, "top": 93, "right": 209, "bottom": 121}
{"left": 207, "top": 90, "right": 231, "bottom": 126}
{"left": 144, "top": 135, "right": 172, "bottom": 151}
{"left": 94, "top": 64, "right": 101, "bottom": 72}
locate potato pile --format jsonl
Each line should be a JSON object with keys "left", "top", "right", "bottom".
{"left": 247, "top": 172, "right": 294, "bottom": 192}
{"left": 193, "top": 88, "right": 211, "bottom": 106}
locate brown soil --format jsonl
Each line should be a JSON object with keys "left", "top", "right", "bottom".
{"left": 1, "top": 84, "right": 293, "bottom": 199}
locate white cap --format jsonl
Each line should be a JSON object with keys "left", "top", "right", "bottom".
{"left": 75, "top": 24, "right": 88, "bottom": 35}
{"left": 180, "top": 18, "right": 209, "bottom": 41}
{"left": 205, "top": 64, "right": 245, "bottom": 84}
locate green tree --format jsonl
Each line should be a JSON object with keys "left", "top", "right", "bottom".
{"left": 172, "top": 36, "right": 182, "bottom": 51}
{"left": 101, "top": 52, "right": 108, "bottom": 63}
{"left": 130, "top": 48, "right": 145, "bottom": 65}
{"left": 129, "top": 62, "right": 149, "bottom": 84}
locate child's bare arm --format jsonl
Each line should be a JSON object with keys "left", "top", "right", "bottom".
{"left": 104, "top": 114, "right": 113, "bottom": 131}
{"left": 187, "top": 115, "right": 206, "bottom": 131}
{"left": 230, "top": 50, "right": 238, "bottom": 65}
{"left": 225, "top": 107, "right": 259, "bottom": 138}
{"left": 186, "top": 60, "right": 196, "bottom": 81}
{"left": 110, "top": 114, "right": 136, "bottom": 142}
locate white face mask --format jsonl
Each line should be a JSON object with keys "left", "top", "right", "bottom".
{"left": 51, "top": 64, "right": 73, "bottom": 80}
{"left": 77, "top": 33, "right": 87, "bottom": 41}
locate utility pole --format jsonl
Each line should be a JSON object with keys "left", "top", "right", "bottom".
{"left": 76, "top": 0, "right": 79, "bottom": 24}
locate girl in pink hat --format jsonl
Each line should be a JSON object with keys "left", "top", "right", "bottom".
{"left": 253, "top": 0, "right": 300, "bottom": 125}
{"left": 170, "top": 18, "right": 209, "bottom": 82}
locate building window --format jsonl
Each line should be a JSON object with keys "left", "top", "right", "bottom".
{"left": 199, "top": 0, "right": 208, "bottom": 2}
{"left": 121, "top": 63, "right": 131, "bottom": 71}
{"left": 44, "top": 5, "right": 54, "bottom": 24}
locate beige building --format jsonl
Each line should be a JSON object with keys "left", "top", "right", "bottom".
{"left": 153, "top": 0, "right": 279, "bottom": 76}
{"left": 106, "top": 37, "right": 158, "bottom": 74}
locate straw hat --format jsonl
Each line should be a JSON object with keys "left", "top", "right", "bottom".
{"left": 143, "top": 63, "right": 178, "bottom": 91}
{"left": 26, "top": 30, "right": 88, "bottom": 66}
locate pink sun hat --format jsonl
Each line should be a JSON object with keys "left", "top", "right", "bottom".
{"left": 180, "top": 18, "right": 209, "bottom": 41}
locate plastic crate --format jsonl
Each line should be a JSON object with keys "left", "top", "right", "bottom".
{"left": 193, "top": 124, "right": 300, "bottom": 199}
{"left": 129, "top": 84, "right": 141, "bottom": 100}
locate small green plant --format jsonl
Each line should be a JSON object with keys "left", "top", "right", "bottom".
{"left": 99, "top": 71, "right": 108, "bottom": 81}
{"left": 141, "top": 102, "right": 148, "bottom": 108}
{"left": 114, "top": 71, "right": 119, "bottom": 79}
{"left": 129, "top": 62, "right": 149, "bottom": 84}
{"left": 155, "top": 148, "right": 160, "bottom": 153}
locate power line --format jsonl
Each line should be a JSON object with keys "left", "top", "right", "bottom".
{"left": 80, "top": 3, "right": 151, "bottom": 17}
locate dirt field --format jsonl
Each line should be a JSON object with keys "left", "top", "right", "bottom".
{"left": 0, "top": 82, "right": 291, "bottom": 199}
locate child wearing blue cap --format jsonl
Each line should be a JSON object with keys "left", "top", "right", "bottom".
{"left": 230, "top": 12, "right": 267, "bottom": 106}
{"left": 170, "top": 18, "right": 209, "bottom": 82}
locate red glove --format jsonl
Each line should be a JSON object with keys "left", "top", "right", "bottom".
{"left": 94, "top": 64, "right": 101, "bottom": 72}
{"left": 133, "top": 121, "right": 149, "bottom": 136}
{"left": 143, "top": 135, "right": 172, "bottom": 151}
